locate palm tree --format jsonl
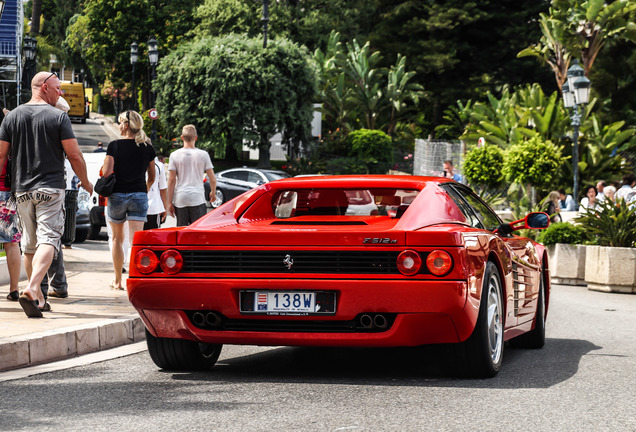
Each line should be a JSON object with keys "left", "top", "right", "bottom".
{"left": 30, "top": 0, "right": 42, "bottom": 35}
{"left": 518, "top": 0, "right": 636, "bottom": 87}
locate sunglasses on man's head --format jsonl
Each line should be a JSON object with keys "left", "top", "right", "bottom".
{"left": 43, "top": 72, "right": 58, "bottom": 84}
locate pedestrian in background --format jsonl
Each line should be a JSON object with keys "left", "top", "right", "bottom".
{"left": 0, "top": 108, "right": 21, "bottom": 302}
{"left": 167, "top": 124, "right": 216, "bottom": 226}
{"left": 579, "top": 185, "right": 598, "bottom": 212}
{"left": 442, "top": 160, "right": 463, "bottom": 183}
{"left": 101, "top": 110, "right": 155, "bottom": 290}
{"left": 615, "top": 173, "right": 636, "bottom": 203}
{"left": 545, "top": 191, "right": 562, "bottom": 223}
{"left": 144, "top": 156, "right": 168, "bottom": 230}
{"left": 0, "top": 72, "right": 93, "bottom": 317}
{"left": 601, "top": 185, "right": 616, "bottom": 203}
{"left": 93, "top": 141, "right": 106, "bottom": 153}
{"left": 41, "top": 97, "right": 76, "bottom": 300}
{"left": 558, "top": 189, "right": 576, "bottom": 211}
{"left": 595, "top": 180, "right": 606, "bottom": 201}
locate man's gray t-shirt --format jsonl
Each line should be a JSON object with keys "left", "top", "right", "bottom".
{"left": 0, "top": 103, "right": 75, "bottom": 192}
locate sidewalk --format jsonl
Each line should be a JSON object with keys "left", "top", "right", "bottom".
{"left": 0, "top": 240, "right": 145, "bottom": 372}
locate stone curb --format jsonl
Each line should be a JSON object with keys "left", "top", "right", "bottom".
{"left": 0, "top": 315, "right": 145, "bottom": 372}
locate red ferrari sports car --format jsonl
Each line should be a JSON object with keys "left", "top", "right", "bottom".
{"left": 128, "top": 175, "right": 550, "bottom": 377}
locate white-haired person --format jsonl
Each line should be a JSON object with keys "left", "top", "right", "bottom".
{"left": 100, "top": 110, "right": 155, "bottom": 290}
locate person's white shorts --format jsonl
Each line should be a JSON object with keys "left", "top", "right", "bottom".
{"left": 15, "top": 188, "right": 65, "bottom": 254}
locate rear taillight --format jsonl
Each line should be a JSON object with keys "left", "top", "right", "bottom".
{"left": 426, "top": 250, "right": 453, "bottom": 276}
{"left": 160, "top": 250, "right": 183, "bottom": 275}
{"left": 136, "top": 249, "right": 158, "bottom": 274}
{"left": 397, "top": 250, "right": 422, "bottom": 276}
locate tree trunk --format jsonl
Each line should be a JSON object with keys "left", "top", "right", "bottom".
{"left": 30, "top": 0, "right": 42, "bottom": 36}
{"left": 257, "top": 133, "right": 271, "bottom": 168}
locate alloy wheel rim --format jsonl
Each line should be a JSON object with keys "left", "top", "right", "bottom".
{"left": 487, "top": 274, "right": 503, "bottom": 364}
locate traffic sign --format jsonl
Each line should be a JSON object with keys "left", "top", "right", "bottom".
{"left": 148, "top": 108, "right": 158, "bottom": 120}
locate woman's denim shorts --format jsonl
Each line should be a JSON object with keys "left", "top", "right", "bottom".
{"left": 107, "top": 192, "right": 148, "bottom": 224}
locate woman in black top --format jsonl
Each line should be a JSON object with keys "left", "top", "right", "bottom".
{"left": 101, "top": 110, "right": 155, "bottom": 290}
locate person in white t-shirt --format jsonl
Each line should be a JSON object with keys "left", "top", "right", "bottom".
{"left": 167, "top": 124, "right": 216, "bottom": 226}
{"left": 144, "top": 156, "right": 168, "bottom": 230}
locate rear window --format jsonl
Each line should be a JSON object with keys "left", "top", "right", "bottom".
{"left": 272, "top": 188, "right": 419, "bottom": 218}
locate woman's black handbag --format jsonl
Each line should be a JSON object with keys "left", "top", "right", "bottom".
{"left": 94, "top": 172, "right": 116, "bottom": 197}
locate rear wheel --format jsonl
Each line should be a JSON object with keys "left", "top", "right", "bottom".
{"left": 145, "top": 329, "right": 223, "bottom": 371}
{"left": 510, "top": 270, "right": 546, "bottom": 349}
{"left": 455, "top": 261, "right": 504, "bottom": 378}
{"left": 211, "top": 189, "right": 225, "bottom": 208}
{"left": 74, "top": 228, "right": 89, "bottom": 243}
{"left": 87, "top": 222, "right": 101, "bottom": 240}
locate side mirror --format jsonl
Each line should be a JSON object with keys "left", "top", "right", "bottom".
{"left": 495, "top": 212, "right": 550, "bottom": 236}
{"left": 526, "top": 212, "right": 549, "bottom": 229}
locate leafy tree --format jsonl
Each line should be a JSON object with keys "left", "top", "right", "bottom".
{"left": 519, "top": 0, "right": 636, "bottom": 89}
{"left": 463, "top": 144, "right": 505, "bottom": 189}
{"left": 154, "top": 34, "right": 316, "bottom": 168}
{"left": 314, "top": 32, "right": 423, "bottom": 143}
{"left": 191, "top": 0, "right": 377, "bottom": 53}
{"left": 65, "top": 0, "right": 202, "bottom": 93}
{"left": 502, "top": 136, "right": 566, "bottom": 194}
{"left": 369, "top": 0, "right": 552, "bottom": 127}
{"left": 347, "top": 129, "right": 393, "bottom": 174}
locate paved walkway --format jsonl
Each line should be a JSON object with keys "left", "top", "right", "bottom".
{"left": 0, "top": 240, "right": 145, "bottom": 371}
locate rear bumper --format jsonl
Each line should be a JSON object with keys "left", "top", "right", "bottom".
{"left": 128, "top": 277, "right": 476, "bottom": 346}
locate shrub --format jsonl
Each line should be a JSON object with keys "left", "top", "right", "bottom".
{"left": 463, "top": 144, "right": 504, "bottom": 188}
{"left": 574, "top": 198, "right": 636, "bottom": 247}
{"left": 347, "top": 129, "right": 393, "bottom": 174}
{"left": 537, "top": 222, "right": 589, "bottom": 246}
{"left": 502, "top": 137, "right": 565, "bottom": 192}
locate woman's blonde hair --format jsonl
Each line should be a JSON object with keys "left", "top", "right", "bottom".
{"left": 118, "top": 110, "right": 150, "bottom": 146}
{"left": 548, "top": 191, "right": 560, "bottom": 202}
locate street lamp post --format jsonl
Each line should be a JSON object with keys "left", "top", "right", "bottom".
{"left": 561, "top": 60, "right": 591, "bottom": 204}
{"left": 148, "top": 37, "right": 159, "bottom": 144}
{"left": 130, "top": 41, "right": 139, "bottom": 111}
{"left": 254, "top": 0, "right": 270, "bottom": 48}
{"left": 22, "top": 36, "right": 37, "bottom": 89}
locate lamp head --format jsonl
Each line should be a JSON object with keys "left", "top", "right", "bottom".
{"left": 130, "top": 41, "right": 139, "bottom": 65}
{"left": 148, "top": 38, "right": 159, "bottom": 66}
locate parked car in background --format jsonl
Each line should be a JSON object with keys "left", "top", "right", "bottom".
{"left": 128, "top": 175, "right": 550, "bottom": 377}
{"left": 209, "top": 167, "right": 290, "bottom": 208}
{"left": 76, "top": 152, "right": 108, "bottom": 240}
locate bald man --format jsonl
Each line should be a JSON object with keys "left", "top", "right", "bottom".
{"left": 0, "top": 72, "right": 93, "bottom": 317}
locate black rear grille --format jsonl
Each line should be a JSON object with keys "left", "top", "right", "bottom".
{"left": 181, "top": 250, "right": 405, "bottom": 274}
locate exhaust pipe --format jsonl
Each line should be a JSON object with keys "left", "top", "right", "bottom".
{"left": 359, "top": 314, "right": 373, "bottom": 328}
{"left": 373, "top": 314, "right": 388, "bottom": 329}
{"left": 192, "top": 312, "right": 206, "bottom": 327}
{"left": 205, "top": 311, "right": 222, "bottom": 328}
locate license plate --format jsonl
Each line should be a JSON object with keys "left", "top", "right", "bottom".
{"left": 240, "top": 291, "right": 336, "bottom": 315}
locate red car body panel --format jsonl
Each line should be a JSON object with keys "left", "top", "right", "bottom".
{"left": 128, "top": 175, "right": 549, "bottom": 349}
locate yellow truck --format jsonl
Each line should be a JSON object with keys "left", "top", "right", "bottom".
{"left": 60, "top": 81, "right": 89, "bottom": 123}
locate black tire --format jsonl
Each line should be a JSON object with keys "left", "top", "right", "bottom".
{"left": 87, "top": 223, "right": 101, "bottom": 240}
{"left": 455, "top": 261, "right": 504, "bottom": 378}
{"left": 74, "top": 228, "right": 89, "bottom": 243}
{"left": 211, "top": 189, "right": 225, "bottom": 209}
{"left": 510, "top": 269, "right": 546, "bottom": 349}
{"left": 145, "top": 329, "right": 222, "bottom": 371}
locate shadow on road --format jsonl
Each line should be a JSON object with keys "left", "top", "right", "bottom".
{"left": 167, "top": 337, "right": 600, "bottom": 388}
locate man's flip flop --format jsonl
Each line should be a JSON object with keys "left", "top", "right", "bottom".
{"left": 18, "top": 293, "right": 44, "bottom": 318}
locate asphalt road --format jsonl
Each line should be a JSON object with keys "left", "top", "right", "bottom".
{"left": 0, "top": 284, "right": 634, "bottom": 431}
{"left": 72, "top": 117, "right": 118, "bottom": 151}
